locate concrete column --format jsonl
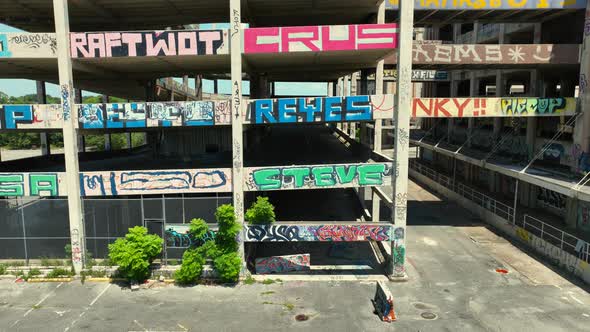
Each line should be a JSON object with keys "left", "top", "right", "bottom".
{"left": 53, "top": 0, "right": 86, "bottom": 274}
{"left": 388, "top": 0, "right": 414, "bottom": 280}
{"left": 350, "top": 72, "right": 358, "bottom": 139}
{"left": 126, "top": 133, "right": 132, "bottom": 150}
{"left": 372, "top": 1, "right": 386, "bottom": 224}
{"left": 343, "top": 75, "right": 349, "bottom": 133}
{"left": 195, "top": 75, "right": 203, "bottom": 100}
{"left": 230, "top": 0, "right": 245, "bottom": 271}
{"left": 36, "top": 81, "right": 51, "bottom": 156}
{"left": 213, "top": 79, "right": 218, "bottom": 94}
{"left": 525, "top": 26, "right": 543, "bottom": 161}
{"left": 453, "top": 23, "right": 461, "bottom": 43}
{"left": 336, "top": 77, "right": 343, "bottom": 130}
{"left": 182, "top": 75, "right": 189, "bottom": 92}
{"left": 100, "top": 95, "right": 111, "bottom": 151}
{"left": 468, "top": 75, "right": 478, "bottom": 147}
{"left": 327, "top": 82, "right": 333, "bottom": 97}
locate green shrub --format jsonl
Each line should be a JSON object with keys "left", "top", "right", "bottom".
{"left": 188, "top": 218, "right": 209, "bottom": 239}
{"left": 46, "top": 268, "right": 74, "bottom": 278}
{"left": 175, "top": 248, "right": 206, "bottom": 284}
{"left": 195, "top": 241, "right": 221, "bottom": 260}
{"left": 26, "top": 268, "right": 42, "bottom": 280}
{"left": 108, "top": 226, "right": 163, "bottom": 282}
{"left": 245, "top": 196, "right": 276, "bottom": 225}
{"left": 215, "top": 204, "right": 241, "bottom": 254}
{"left": 214, "top": 252, "right": 241, "bottom": 283}
{"left": 0, "top": 264, "right": 6, "bottom": 275}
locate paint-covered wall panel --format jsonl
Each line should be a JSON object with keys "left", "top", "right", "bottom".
{"left": 243, "top": 24, "right": 398, "bottom": 54}
{"left": 245, "top": 224, "right": 404, "bottom": 242}
{"left": 70, "top": 30, "right": 229, "bottom": 58}
{"left": 387, "top": 44, "right": 580, "bottom": 65}
{"left": 0, "top": 33, "right": 58, "bottom": 58}
{"left": 386, "top": 0, "right": 585, "bottom": 10}
{"left": 0, "top": 104, "right": 63, "bottom": 130}
{"left": 243, "top": 163, "right": 393, "bottom": 191}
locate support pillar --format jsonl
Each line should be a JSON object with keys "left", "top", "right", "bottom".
{"left": 195, "top": 75, "right": 203, "bottom": 100}
{"left": 36, "top": 81, "right": 51, "bottom": 156}
{"left": 372, "top": 1, "right": 385, "bottom": 223}
{"left": 342, "top": 75, "right": 349, "bottom": 134}
{"left": 388, "top": 0, "right": 414, "bottom": 279}
{"left": 350, "top": 72, "right": 358, "bottom": 139}
{"left": 53, "top": 0, "right": 86, "bottom": 274}
{"left": 230, "top": 0, "right": 246, "bottom": 273}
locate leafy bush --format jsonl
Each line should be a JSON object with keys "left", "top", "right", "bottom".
{"left": 195, "top": 240, "right": 221, "bottom": 260}
{"left": 188, "top": 218, "right": 210, "bottom": 244}
{"left": 245, "top": 196, "right": 276, "bottom": 225}
{"left": 214, "top": 252, "right": 241, "bottom": 283}
{"left": 26, "top": 268, "right": 42, "bottom": 280}
{"left": 175, "top": 248, "right": 206, "bottom": 284}
{"left": 215, "top": 204, "right": 241, "bottom": 254}
{"left": 46, "top": 268, "right": 74, "bottom": 278}
{"left": 0, "top": 264, "right": 6, "bottom": 275}
{"left": 108, "top": 226, "right": 163, "bottom": 282}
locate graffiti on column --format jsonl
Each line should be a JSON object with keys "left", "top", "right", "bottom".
{"left": 387, "top": 44, "right": 580, "bottom": 65}
{"left": 70, "top": 30, "right": 229, "bottom": 58}
{"left": 255, "top": 254, "right": 311, "bottom": 274}
{"left": 411, "top": 97, "right": 575, "bottom": 118}
{"left": 386, "top": 0, "right": 585, "bottom": 9}
{"left": 578, "top": 201, "right": 590, "bottom": 232}
{"left": 244, "top": 24, "right": 398, "bottom": 53}
{"left": 243, "top": 163, "right": 393, "bottom": 191}
{"left": 245, "top": 224, "right": 399, "bottom": 242}
{"left": 79, "top": 169, "right": 232, "bottom": 196}
{"left": 61, "top": 83, "right": 72, "bottom": 121}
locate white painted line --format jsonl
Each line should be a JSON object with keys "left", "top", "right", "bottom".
{"left": 23, "top": 282, "right": 63, "bottom": 317}
{"left": 583, "top": 313, "right": 589, "bottom": 318}
{"left": 570, "top": 295, "right": 584, "bottom": 305}
{"left": 90, "top": 284, "right": 111, "bottom": 306}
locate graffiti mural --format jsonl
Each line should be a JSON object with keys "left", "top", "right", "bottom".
{"left": 70, "top": 30, "right": 228, "bottom": 58}
{"left": 0, "top": 33, "right": 58, "bottom": 58}
{"left": 0, "top": 173, "right": 65, "bottom": 197}
{"left": 244, "top": 24, "right": 398, "bottom": 53}
{"left": 537, "top": 188, "right": 566, "bottom": 213}
{"left": 76, "top": 101, "right": 230, "bottom": 129}
{"left": 0, "top": 104, "right": 63, "bottom": 130}
{"left": 386, "top": 0, "right": 585, "bottom": 9}
{"left": 411, "top": 97, "right": 575, "bottom": 118}
{"left": 244, "top": 163, "right": 393, "bottom": 191}
{"left": 80, "top": 169, "right": 232, "bottom": 196}
{"left": 245, "top": 224, "right": 397, "bottom": 242}
{"left": 255, "top": 254, "right": 311, "bottom": 274}
{"left": 245, "top": 95, "right": 380, "bottom": 124}
{"left": 386, "top": 44, "right": 580, "bottom": 65}
{"left": 164, "top": 224, "right": 216, "bottom": 248}
{"left": 368, "top": 69, "right": 450, "bottom": 82}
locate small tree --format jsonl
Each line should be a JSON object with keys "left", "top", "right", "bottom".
{"left": 108, "top": 226, "right": 162, "bottom": 282}
{"left": 214, "top": 252, "right": 241, "bottom": 283}
{"left": 215, "top": 204, "right": 241, "bottom": 254}
{"left": 245, "top": 196, "right": 276, "bottom": 225}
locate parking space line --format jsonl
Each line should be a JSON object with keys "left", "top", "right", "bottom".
{"left": 90, "top": 284, "right": 111, "bottom": 306}
{"left": 10, "top": 282, "right": 64, "bottom": 328}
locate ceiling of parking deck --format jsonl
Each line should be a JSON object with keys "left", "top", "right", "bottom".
{"left": 0, "top": 0, "right": 379, "bottom": 32}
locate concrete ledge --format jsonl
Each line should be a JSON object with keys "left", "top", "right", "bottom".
{"left": 27, "top": 277, "right": 73, "bottom": 282}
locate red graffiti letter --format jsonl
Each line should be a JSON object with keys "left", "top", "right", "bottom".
{"left": 434, "top": 99, "right": 451, "bottom": 117}
{"left": 321, "top": 25, "right": 355, "bottom": 51}
{"left": 452, "top": 98, "right": 471, "bottom": 117}
{"left": 356, "top": 24, "right": 398, "bottom": 50}
{"left": 413, "top": 98, "right": 432, "bottom": 117}
{"left": 244, "top": 27, "right": 279, "bottom": 54}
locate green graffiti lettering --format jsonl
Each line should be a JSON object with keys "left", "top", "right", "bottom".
{"left": 0, "top": 174, "right": 24, "bottom": 196}
{"left": 357, "top": 164, "right": 386, "bottom": 185}
{"left": 312, "top": 166, "right": 335, "bottom": 187}
{"left": 253, "top": 169, "right": 281, "bottom": 190}
{"left": 282, "top": 168, "right": 310, "bottom": 188}
{"left": 29, "top": 174, "right": 58, "bottom": 196}
{"left": 335, "top": 165, "right": 357, "bottom": 184}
